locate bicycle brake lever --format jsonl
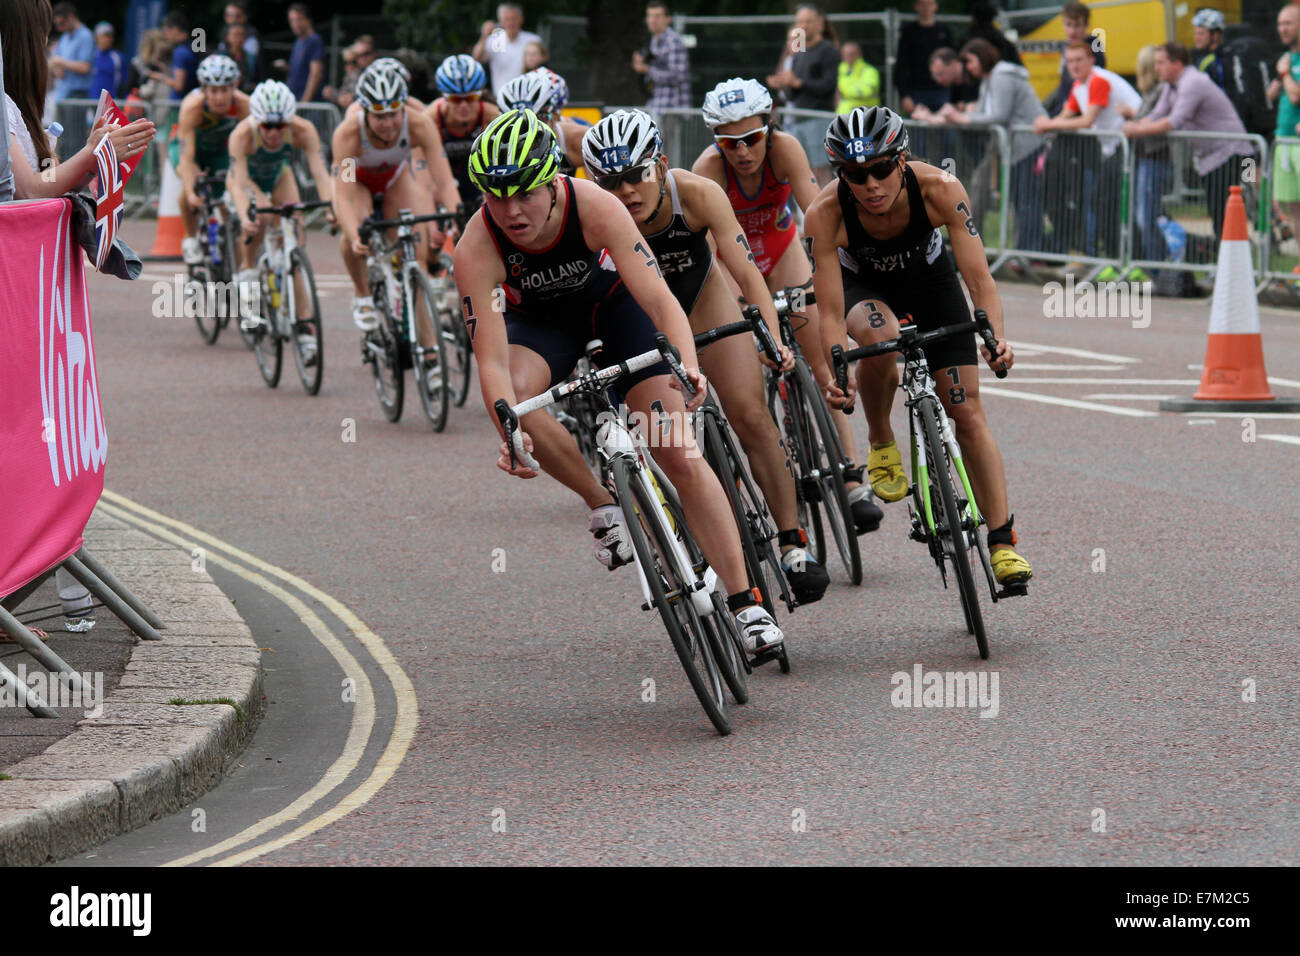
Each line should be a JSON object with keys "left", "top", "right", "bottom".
{"left": 493, "top": 399, "right": 536, "bottom": 471}
{"left": 742, "top": 305, "right": 780, "bottom": 366}
{"left": 653, "top": 332, "right": 696, "bottom": 400}
{"left": 973, "top": 309, "right": 1007, "bottom": 379}
{"left": 830, "top": 344, "right": 855, "bottom": 414}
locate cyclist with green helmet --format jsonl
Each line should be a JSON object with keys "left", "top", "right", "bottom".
{"left": 172, "top": 54, "right": 251, "bottom": 265}
{"left": 455, "top": 108, "right": 788, "bottom": 656}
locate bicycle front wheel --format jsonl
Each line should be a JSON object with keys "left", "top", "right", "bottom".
{"left": 797, "top": 361, "right": 862, "bottom": 586}
{"left": 917, "top": 397, "right": 988, "bottom": 659}
{"left": 408, "top": 270, "right": 450, "bottom": 432}
{"left": 611, "top": 457, "right": 731, "bottom": 735}
{"left": 288, "top": 248, "right": 324, "bottom": 395}
{"left": 188, "top": 264, "right": 221, "bottom": 345}
{"left": 367, "top": 305, "right": 404, "bottom": 422}
{"left": 252, "top": 267, "right": 283, "bottom": 388}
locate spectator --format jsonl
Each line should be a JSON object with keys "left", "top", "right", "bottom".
{"left": 634, "top": 1, "right": 692, "bottom": 111}
{"left": 1267, "top": 4, "right": 1300, "bottom": 252}
{"left": 1043, "top": 2, "right": 1106, "bottom": 116}
{"left": 327, "top": 36, "right": 374, "bottom": 109}
{"left": 965, "top": 1, "right": 1022, "bottom": 67}
{"left": 911, "top": 46, "right": 971, "bottom": 117}
{"left": 1035, "top": 41, "right": 1138, "bottom": 260}
{"left": 523, "top": 39, "right": 549, "bottom": 72}
{"left": 1192, "top": 8, "right": 1227, "bottom": 90}
{"left": 2, "top": 0, "right": 154, "bottom": 199}
{"left": 126, "top": 28, "right": 169, "bottom": 112}
{"left": 936, "top": 38, "right": 1047, "bottom": 249}
{"left": 155, "top": 11, "right": 197, "bottom": 103}
{"left": 1123, "top": 42, "right": 1256, "bottom": 243}
{"left": 217, "top": 23, "right": 256, "bottom": 92}
{"left": 895, "top": 0, "right": 955, "bottom": 116}
{"left": 285, "top": 4, "right": 325, "bottom": 103}
{"left": 88, "top": 21, "right": 125, "bottom": 102}
{"left": 473, "top": 3, "right": 541, "bottom": 101}
{"left": 224, "top": 2, "right": 259, "bottom": 78}
{"left": 836, "top": 41, "right": 880, "bottom": 113}
{"left": 769, "top": 4, "right": 839, "bottom": 184}
{"left": 1, "top": 35, "right": 12, "bottom": 202}
{"left": 769, "top": 27, "right": 800, "bottom": 107}
{"left": 1119, "top": 44, "right": 1169, "bottom": 271}
{"left": 49, "top": 2, "right": 94, "bottom": 103}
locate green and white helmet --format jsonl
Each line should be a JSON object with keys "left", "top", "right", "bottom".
{"left": 196, "top": 54, "right": 240, "bottom": 88}
{"left": 468, "top": 109, "right": 562, "bottom": 198}
{"left": 249, "top": 80, "right": 297, "bottom": 125}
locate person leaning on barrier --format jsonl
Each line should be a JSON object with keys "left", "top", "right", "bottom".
{"left": 1043, "top": 1, "right": 1106, "bottom": 116}
{"left": 1123, "top": 42, "right": 1256, "bottom": 245}
{"left": 895, "top": 0, "right": 956, "bottom": 117}
{"left": 769, "top": 4, "right": 840, "bottom": 185}
{"left": 1122, "top": 44, "right": 1171, "bottom": 271}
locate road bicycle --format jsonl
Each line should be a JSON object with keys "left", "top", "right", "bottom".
{"left": 358, "top": 209, "right": 461, "bottom": 431}
{"left": 244, "top": 199, "right": 332, "bottom": 394}
{"left": 832, "top": 309, "right": 1022, "bottom": 660}
{"left": 187, "top": 173, "right": 242, "bottom": 347}
{"left": 766, "top": 286, "right": 863, "bottom": 586}
{"left": 496, "top": 335, "right": 750, "bottom": 736}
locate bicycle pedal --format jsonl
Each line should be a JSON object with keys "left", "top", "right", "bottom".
{"left": 909, "top": 527, "right": 928, "bottom": 543}
{"left": 749, "top": 647, "right": 783, "bottom": 668}
{"left": 995, "top": 582, "right": 1029, "bottom": 599}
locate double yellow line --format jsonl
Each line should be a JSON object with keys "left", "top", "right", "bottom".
{"left": 98, "top": 490, "right": 418, "bottom": 866}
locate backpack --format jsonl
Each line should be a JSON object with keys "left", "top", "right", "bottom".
{"left": 1218, "top": 35, "right": 1277, "bottom": 140}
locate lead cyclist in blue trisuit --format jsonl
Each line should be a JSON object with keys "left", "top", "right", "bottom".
{"left": 454, "top": 109, "right": 787, "bottom": 655}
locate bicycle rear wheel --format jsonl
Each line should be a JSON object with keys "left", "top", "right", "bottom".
{"left": 918, "top": 397, "right": 988, "bottom": 659}
{"left": 408, "top": 270, "right": 450, "bottom": 432}
{"left": 287, "top": 248, "right": 324, "bottom": 395}
{"left": 796, "top": 362, "right": 862, "bottom": 586}
{"left": 189, "top": 264, "right": 221, "bottom": 345}
{"left": 611, "top": 457, "right": 732, "bottom": 735}
{"left": 366, "top": 304, "right": 404, "bottom": 422}
{"left": 767, "top": 371, "right": 820, "bottom": 569}
{"left": 252, "top": 267, "right": 283, "bottom": 388}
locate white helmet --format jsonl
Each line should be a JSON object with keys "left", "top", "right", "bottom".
{"left": 356, "top": 62, "right": 408, "bottom": 112}
{"left": 498, "top": 70, "right": 562, "bottom": 120}
{"left": 583, "top": 109, "right": 662, "bottom": 176}
{"left": 1192, "top": 8, "right": 1225, "bottom": 31}
{"left": 371, "top": 56, "right": 411, "bottom": 83}
{"left": 701, "top": 78, "right": 773, "bottom": 129}
{"left": 249, "top": 80, "right": 297, "bottom": 124}
{"left": 196, "top": 54, "right": 240, "bottom": 88}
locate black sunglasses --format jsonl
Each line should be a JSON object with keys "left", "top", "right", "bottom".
{"left": 593, "top": 162, "right": 655, "bottom": 191}
{"left": 839, "top": 155, "right": 899, "bottom": 185}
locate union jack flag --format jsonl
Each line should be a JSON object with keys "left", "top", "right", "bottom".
{"left": 93, "top": 137, "right": 123, "bottom": 272}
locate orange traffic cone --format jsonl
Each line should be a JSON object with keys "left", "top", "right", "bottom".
{"left": 1160, "top": 187, "right": 1300, "bottom": 413}
{"left": 147, "top": 157, "right": 185, "bottom": 260}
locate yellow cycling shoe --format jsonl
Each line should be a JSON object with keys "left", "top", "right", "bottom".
{"left": 990, "top": 547, "right": 1033, "bottom": 586}
{"left": 867, "top": 441, "right": 909, "bottom": 502}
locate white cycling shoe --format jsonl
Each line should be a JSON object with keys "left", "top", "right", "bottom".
{"left": 181, "top": 237, "right": 204, "bottom": 265}
{"left": 352, "top": 296, "right": 378, "bottom": 332}
{"left": 236, "top": 269, "right": 264, "bottom": 331}
{"left": 589, "top": 505, "right": 633, "bottom": 570}
{"left": 735, "top": 605, "right": 785, "bottom": 655}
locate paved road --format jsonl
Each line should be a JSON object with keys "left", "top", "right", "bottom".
{"left": 71, "top": 221, "right": 1300, "bottom": 865}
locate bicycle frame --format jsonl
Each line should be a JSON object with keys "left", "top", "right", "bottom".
{"left": 256, "top": 213, "right": 301, "bottom": 337}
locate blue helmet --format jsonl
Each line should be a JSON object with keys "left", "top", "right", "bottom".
{"left": 436, "top": 54, "right": 487, "bottom": 96}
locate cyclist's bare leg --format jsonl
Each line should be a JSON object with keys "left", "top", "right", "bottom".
{"left": 623, "top": 375, "right": 748, "bottom": 594}
{"left": 690, "top": 272, "right": 799, "bottom": 535}
{"left": 337, "top": 178, "right": 373, "bottom": 296}
{"left": 934, "top": 364, "right": 1010, "bottom": 543}
{"left": 382, "top": 170, "right": 437, "bottom": 349}
{"left": 766, "top": 238, "right": 868, "bottom": 487}
{"left": 844, "top": 298, "right": 902, "bottom": 443}
{"left": 509, "top": 345, "right": 612, "bottom": 510}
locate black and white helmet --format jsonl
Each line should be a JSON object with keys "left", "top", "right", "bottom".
{"left": 582, "top": 110, "right": 662, "bottom": 176}
{"left": 701, "top": 78, "right": 773, "bottom": 129}
{"left": 371, "top": 56, "right": 411, "bottom": 83}
{"left": 497, "top": 70, "right": 561, "bottom": 120}
{"left": 356, "top": 62, "right": 408, "bottom": 112}
{"left": 824, "top": 106, "right": 908, "bottom": 168}
{"left": 196, "top": 54, "right": 240, "bottom": 88}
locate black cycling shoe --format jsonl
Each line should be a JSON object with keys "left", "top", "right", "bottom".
{"left": 850, "top": 492, "right": 883, "bottom": 534}
{"left": 780, "top": 547, "right": 830, "bottom": 604}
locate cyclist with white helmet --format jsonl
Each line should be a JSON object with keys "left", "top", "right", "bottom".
{"left": 583, "top": 109, "right": 831, "bottom": 605}
{"left": 172, "top": 54, "right": 251, "bottom": 265}
{"left": 227, "top": 80, "right": 334, "bottom": 332}
{"left": 332, "top": 61, "right": 463, "bottom": 331}
{"left": 693, "top": 77, "right": 883, "bottom": 536}
{"left": 804, "top": 106, "right": 1032, "bottom": 588}
{"left": 497, "top": 68, "right": 586, "bottom": 174}
{"left": 1192, "top": 8, "right": 1228, "bottom": 88}
{"left": 455, "top": 108, "right": 788, "bottom": 656}
{"left": 427, "top": 54, "right": 500, "bottom": 215}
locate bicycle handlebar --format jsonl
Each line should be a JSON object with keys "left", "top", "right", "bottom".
{"left": 772, "top": 285, "right": 815, "bottom": 316}
{"left": 694, "top": 306, "right": 780, "bottom": 366}
{"left": 359, "top": 210, "right": 460, "bottom": 240}
{"left": 250, "top": 199, "right": 334, "bottom": 216}
{"left": 831, "top": 309, "right": 1005, "bottom": 414}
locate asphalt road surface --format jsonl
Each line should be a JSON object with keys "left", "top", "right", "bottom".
{"left": 67, "top": 222, "right": 1300, "bottom": 865}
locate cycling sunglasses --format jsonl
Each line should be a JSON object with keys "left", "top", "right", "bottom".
{"left": 366, "top": 99, "right": 405, "bottom": 114}
{"left": 714, "top": 126, "right": 768, "bottom": 150}
{"left": 839, "top": 155, "right": 899, "bottom": 184}
{"left": 447, "top": 92, "right": 482, "bottom": 105}
{"left": 260, "top": 121, "right": 287, "bottom": 131}
{"left": 593, "top": 162, "right": 657, "bottom": 191}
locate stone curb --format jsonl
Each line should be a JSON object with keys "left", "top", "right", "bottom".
{"left": 0, "top": 508, "right": 263, "bottom": 865}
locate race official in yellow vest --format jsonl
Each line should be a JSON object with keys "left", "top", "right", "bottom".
{"left": 836, "top": 42, "right": 881, "bottom": 113}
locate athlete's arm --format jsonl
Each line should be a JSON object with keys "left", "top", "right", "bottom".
{"left": 410, "top": 110, "right": 462, "bottom": 210}
{"left": 689, "top": 146, "right": 727, "bottom": 189}
{"left": 770, "top": 131, "right": 820, "bottom": 213}
{"left": 927, "top": 173, "right": 1013, "bottom": 371}
{"left": 576, "top": 180, "right": 707, "bottom": 408}
{"left": 330, "top": 122, "right": 367, "bottom": 252}
{"left": 803, "top": 195, "right": 851, "bottom": 403}
{"left": 176, "top": 94, "right": 203, "bottom": 209}
{"left": 225, "top": 124, "right": 260, "bottom": 233}
{"left": 295, "top": 117, "right": 333, "bottom": 206}
{"left": 687, "top": 172, "right": 792, "bottom": 370}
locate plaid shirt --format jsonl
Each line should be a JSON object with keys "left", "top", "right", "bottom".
{"left": 646, "top": 27, "right": 692, "bottom": 110}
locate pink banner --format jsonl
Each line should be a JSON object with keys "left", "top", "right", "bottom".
{"left": 0, "top": 199, "right": 107, "bottom": 598}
